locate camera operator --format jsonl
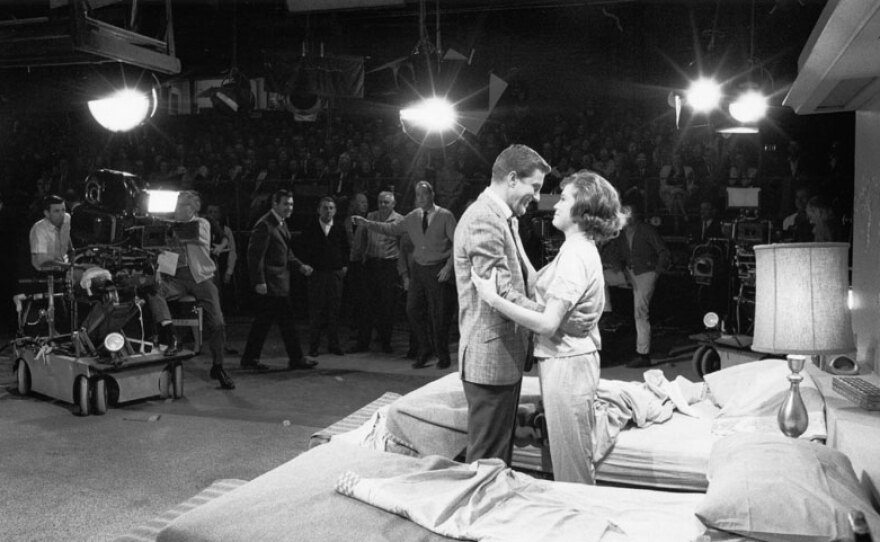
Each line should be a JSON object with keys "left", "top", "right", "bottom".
{"left": 152, "top": 191, "right": 235, "bottom": 390}
{"left": 29, "top": 194, "right": 72, "bottom": 270}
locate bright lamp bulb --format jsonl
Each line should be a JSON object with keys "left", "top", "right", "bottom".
{"left": 686, "top": 78, "right": 722, "bottom": 113}
{"left": 88, "top": 89, "right": 152, "bottom": 132}
{"left": 703, "top": 312, "right": 720, "bottom": 329}
{"left": 729, "top": 90, "right": 768, "bottom": 124}
{"left": 147, "top": 190, "right": 179, "bottom": 214}
{"left": 400, "top": 97, "right": 458, "bottom": 133}
{"left": 103, "top": 332, "right": 126, "bottom": 352}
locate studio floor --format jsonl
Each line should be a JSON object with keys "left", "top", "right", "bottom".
{"left": 0, "top": 315, "right": 700, "bottom": 542}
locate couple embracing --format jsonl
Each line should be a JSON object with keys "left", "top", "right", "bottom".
{"left": 454, "top": 144, "right": 628, "bottom": 484}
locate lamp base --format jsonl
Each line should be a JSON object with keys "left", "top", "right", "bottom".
{"left": 778, "top": 355, "right": 809, "bottom": 438}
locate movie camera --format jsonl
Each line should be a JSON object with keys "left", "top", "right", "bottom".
{"left": 686, "top": 187, "right": 773, "bottom": 335}
{"left": 12, "top": 169, "right": 193, "bottom": 416}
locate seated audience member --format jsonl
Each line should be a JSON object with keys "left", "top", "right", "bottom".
{"left": 806, "top": 195, "right": 843, "bottom": 242}
{"left": 435, "top": 156, "right": 466, "bottom": 216}
{"left": 728, "top": 151, "right": 758, "bottom": 188}
{"left": 690, "top": 199, "right": 724, "bottom": 244}
{"left": 782, "top": 187, "right": 814, "bottom": 242}
{"left": 658, "top": 152, "right": 691, "bottom": 218}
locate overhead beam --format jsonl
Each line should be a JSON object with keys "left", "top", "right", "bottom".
{"left": 0, "top": 0, "right": 180, "bottom": 74}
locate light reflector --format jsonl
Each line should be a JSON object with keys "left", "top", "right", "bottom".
{"left": 88, "top": 89, "right": 152, "bottom": 132}
{"left": 400, "top": 97, "right": 458, "bottom": 133}
{"left": 686, "top": 78, "right": 722, "bottom": 113}
{"left": 729, "top": 90, "right": 768, "bottom": 124}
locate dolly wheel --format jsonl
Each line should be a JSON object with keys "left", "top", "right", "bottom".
{"left": 92, "top": 378, "right": 108, "bottom": 415}
{"left": 172, "top": 363, "right": 184, "bottom": 399}
{"left": 16, "top": 360, "right": 31, "bottom": 396}
{"left": 699, "top": 347, "right": 721, "bottom": 377}
{"left": 691, "top": 346, "right": 710, "bottom": 379}
{"left": 75, "top": 376, "right": 91, "bottom": 417}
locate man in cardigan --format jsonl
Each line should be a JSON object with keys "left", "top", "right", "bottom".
{"left": 301, "top": 196, "right": 350, "bottom": 357}
{"left": 241, "top": 190, "right": 317, "bottom": 371}
{"left": 352, "top": 181, "right": 457, "bottom": 369}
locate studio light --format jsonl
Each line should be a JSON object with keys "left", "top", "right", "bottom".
{"left": 400, "top": 97, "right": 458, "bottom": 132}
{"left": 88, "top": 87, "right": 158, "bottom": 132}
{"left": 729, "top": 89, "right": 768, "bottom": 124}
{"left": 146, "top": 190, "right": 179, "bottom": 214}
{"left": 399, "top": 96, "right": 464, "bottom": 148}
{"left": 686, "top": 78, "right": 722, "bottom": 113}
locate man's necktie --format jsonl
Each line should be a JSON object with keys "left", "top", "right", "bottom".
{"left": 508, "top": 217, "right": 529, "bottom": 294}
{"left": 510, "top": 216, "right": 536, "bottom": 371}
{"left": 421, "top": 210, "right": 429, "bottom": 233}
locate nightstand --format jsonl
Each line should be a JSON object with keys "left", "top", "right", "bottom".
{"left": 811, "top": 368, "right": 880, "bottom": 510}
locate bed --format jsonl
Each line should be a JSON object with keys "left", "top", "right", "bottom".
{"left": 379, "top": 359, "right": 829, "bottom": 491}
{"left": 156, "top": 434, "right": 880, "bottom": 542}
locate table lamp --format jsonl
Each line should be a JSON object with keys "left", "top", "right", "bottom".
{"left": 751, "top": 242, "right": 854, "bottom": 438}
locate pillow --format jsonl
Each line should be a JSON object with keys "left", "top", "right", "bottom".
{"left": 704, "top": 359, "right": 827, "bottom": 440}
{"left": 695, "top": 433, "right": 880, "bottom": 542}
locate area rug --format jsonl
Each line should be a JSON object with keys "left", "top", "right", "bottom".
{"left": 112, "top": 479, "right": 247, "bottom": 542}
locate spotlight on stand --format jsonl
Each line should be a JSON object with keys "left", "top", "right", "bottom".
{"left": 88, "top": 87, "right": 158, "bottom": 132}
{"left": 686, "top": 77, "right": 723, "bottom": 113}
{"left": 200, "top": 69, "right": 255, "bottom": 116}
{"left": 729, "top": 89, "right": 768, "bottom": 124}
{"left": 400, "top": 96, "right": 465, "bottom": 148}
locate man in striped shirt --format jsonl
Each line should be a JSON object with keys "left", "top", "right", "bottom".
{"left": 351, "top": 191, "right": 406, "bottom": 354}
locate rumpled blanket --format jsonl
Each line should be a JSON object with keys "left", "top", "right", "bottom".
{"left": 334, "top": 406, "right": 420, "bottom": 457}
{"left": 592, "top": 369, "right": 704, "bottom": 459}
{"left": 335, "top": 458, "right": 620, "bottom": 542}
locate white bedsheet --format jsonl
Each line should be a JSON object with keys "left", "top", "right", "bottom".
{"left": 379, "top": 361, "right": 827, "bottom": 492}
{"left": 333, "top": 446, "right": 709, "bottom": 542}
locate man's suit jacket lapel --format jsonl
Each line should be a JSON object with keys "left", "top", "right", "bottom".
{"left": 268, "top": 212, "right": 290, "bottom": 242}
{"left": 478, "top": 192, "right": 529, "bottom": 293}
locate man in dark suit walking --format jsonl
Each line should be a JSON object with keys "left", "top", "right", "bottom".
{"left": 301, "top": 196, "right": 350, "bottom": 356}
{"left": 241, "top": 189, "right": 317, "bottom": 371}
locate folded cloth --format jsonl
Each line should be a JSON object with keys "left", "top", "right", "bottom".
{"left": 336, "top": 457, "right": 618, "bottom": 542}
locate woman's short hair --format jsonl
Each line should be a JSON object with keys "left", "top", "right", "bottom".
{"left": 560, "top": 169, "right": 629, "bottom": 242}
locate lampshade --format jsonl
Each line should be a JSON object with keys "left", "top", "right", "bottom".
{"left": 752, "top": 243, "right": 854, "bottom": 355}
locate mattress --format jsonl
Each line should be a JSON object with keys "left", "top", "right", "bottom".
{"left": 157, "top": 441, "right": 712, "bottom": 542}
{"left": 513, "top": 400, "right": 720, "bottom": 491}
{"left": 384, "top": 372, "right": 721, "bottom": 490}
